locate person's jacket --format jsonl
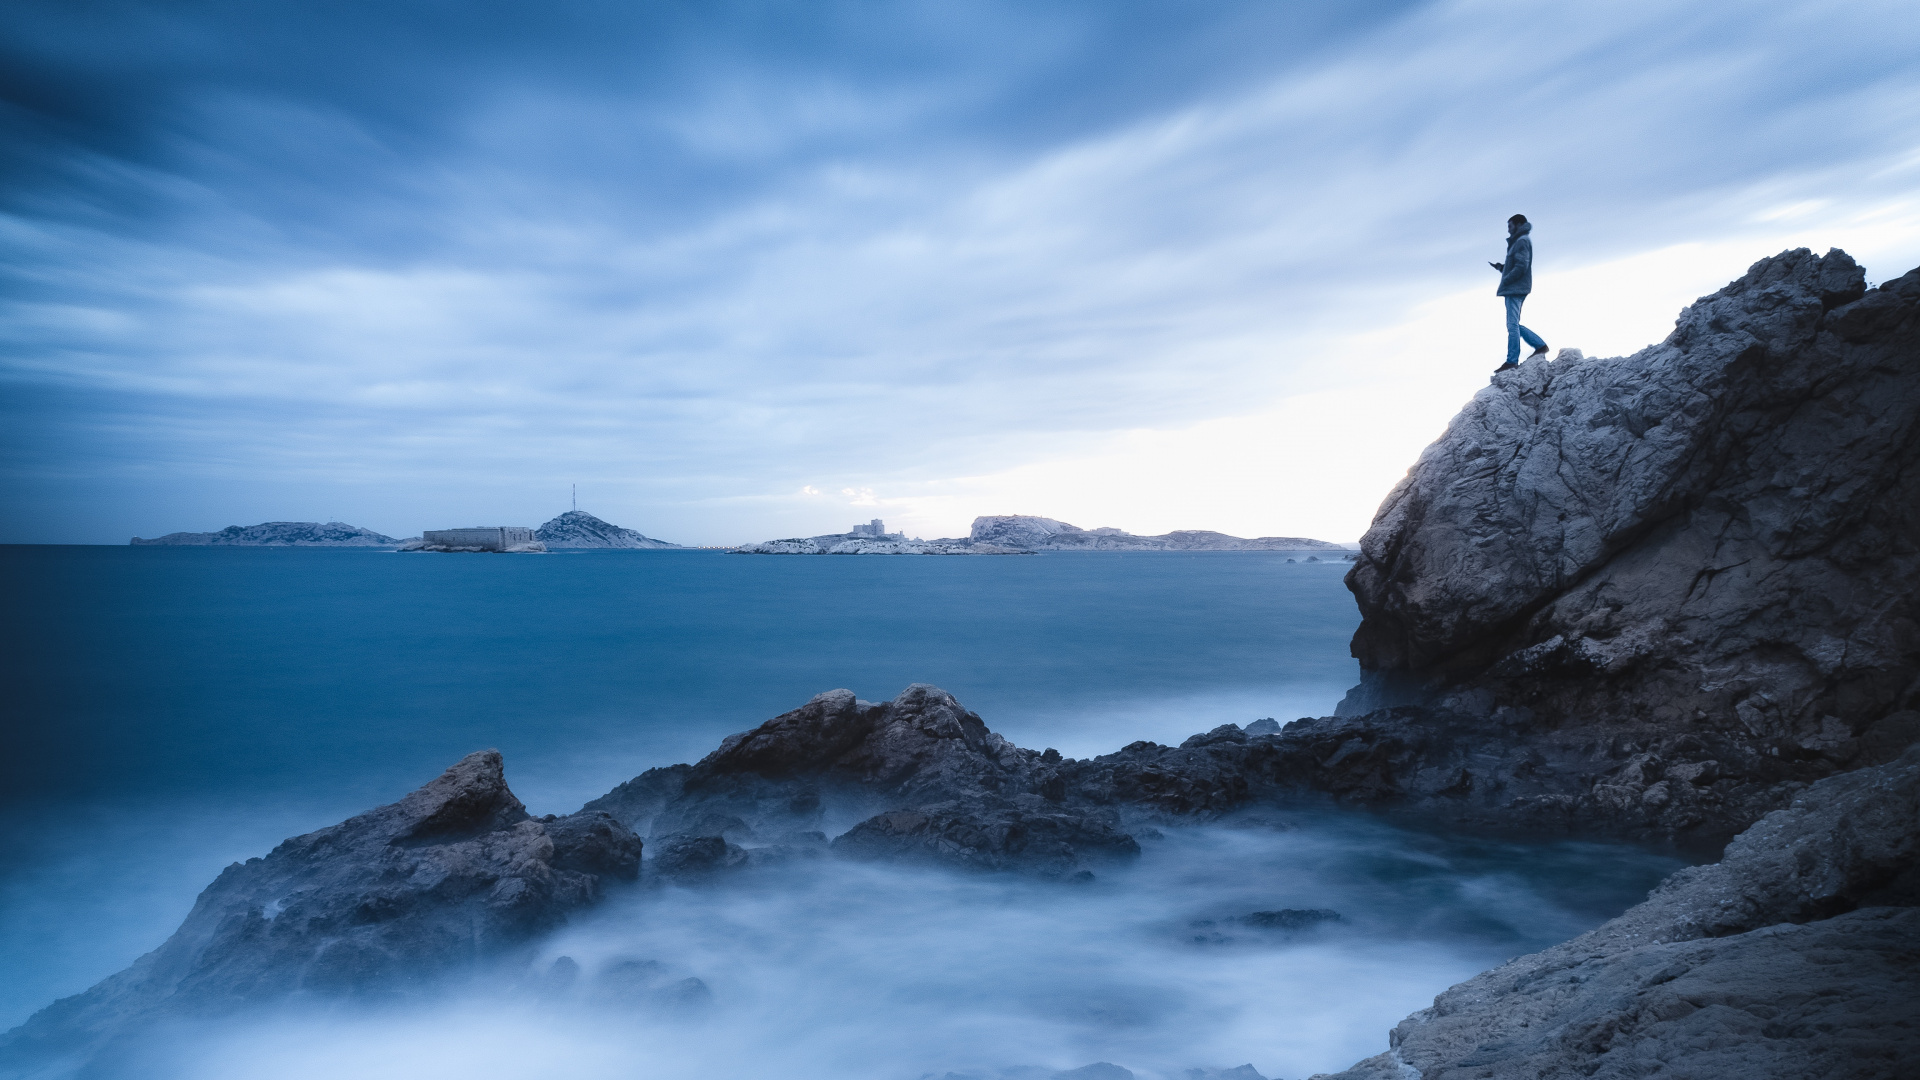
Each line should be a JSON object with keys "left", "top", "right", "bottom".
{"left": 1495, "top": 221, "right": 1532, "bottom": 296}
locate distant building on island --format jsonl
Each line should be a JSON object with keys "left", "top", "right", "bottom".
{"left": 848, "top": 519, "right": 893, "bottom": 538}
{"left": 420, "top": 526, "right": 537, "bottom": 552}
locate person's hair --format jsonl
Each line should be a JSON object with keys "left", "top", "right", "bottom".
{"left": 1508, "top": 214, "right": 1528, "bottom": 225}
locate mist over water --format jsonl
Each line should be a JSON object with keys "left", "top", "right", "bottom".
{"left": 122, "top": 819, "right": 1680, "bottom": 1080}
{"left": 1, "top": 546, "right": 1687, "bottom": 1078}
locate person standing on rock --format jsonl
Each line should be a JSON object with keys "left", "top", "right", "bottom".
{"left": 1490, "top": 213, "right": 1548, "bottom": 374}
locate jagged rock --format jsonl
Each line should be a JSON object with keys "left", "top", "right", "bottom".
{"left": 589, "top": 685, "right": 1140, "bottom": 875}
{"left": 1313, "top": 744, "right": 1920, "bottom": 1080}
{"left": 1244, "top": 718, "right": 1282, "bottom": 735}
{"left": 970, "top": 515, "right": 1344, "bottom": 552}
{"left": 534, "top": 510, "right": 679, "bottom": 549}
{"left": 129, "top": 521, "right": 398, "bottom": 546}
{"left": 1328, "top": 249, "right": 1920, "bottom": 838}
{"left": 0, "top": 751, "right": 640, "bottom": 1069}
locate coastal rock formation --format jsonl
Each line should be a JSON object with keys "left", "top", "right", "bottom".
{"left": 0, "top": 752, "right": 640, "bottom": 1069}
{"left": 585, "top": 685, "right": 1137, "bottom": 875}
{"left": 129, "top": 521, "right": 398, "bottom": 546}
{"left": 1316, "top": 744, "right": 1920, "bottom": 1080}
{"left": 971, "top": 515, "right": 1345, "bottom": 552}
{"left": 1325, "top": 249, "right": 1920, "bottom": 840}
{"left": 535, "top": 510, "right": 679, "bottom": 549}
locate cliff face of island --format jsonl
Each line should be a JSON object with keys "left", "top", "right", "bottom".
{"left": 129, "top": 521, "right": 398, "bottom": 546}
{"left": 970, "top": 515, "right": 1347, "bottom": 552}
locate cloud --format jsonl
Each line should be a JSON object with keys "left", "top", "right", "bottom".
{"left": 2, "top": 0, "right": 1918, "bottom": 543}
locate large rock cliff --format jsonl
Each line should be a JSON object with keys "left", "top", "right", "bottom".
{"left": 1325, "top": 249, "right": 1920, "bottom": 840}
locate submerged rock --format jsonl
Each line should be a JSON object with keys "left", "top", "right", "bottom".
{"left": 0, "top": 752, "right": 640, "bottom": 1068}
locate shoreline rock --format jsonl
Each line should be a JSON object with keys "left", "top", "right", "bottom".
{"left": 0, "top": 752, "right": 640, "bottom": 1069}
{"left": 1315, "top": 745, "right": 1920, "bottom": 1080}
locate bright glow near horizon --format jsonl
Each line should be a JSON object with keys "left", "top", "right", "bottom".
{"left": 3, "top": 0, "right": 1918, "bottom": 545}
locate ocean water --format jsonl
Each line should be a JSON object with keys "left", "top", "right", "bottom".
{"left": 0, "top": 547, "right": 1683, "bottom": 1077}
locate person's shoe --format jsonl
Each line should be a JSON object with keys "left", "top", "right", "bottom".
{"left": 1494, "top": 361, "right": 1519, "bottom": 373}
{"left": 1528, "top": 344, "right": 1549, "bottom": 360}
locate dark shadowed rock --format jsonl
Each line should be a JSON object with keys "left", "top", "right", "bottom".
{"left": 590, "top": 685, "right": 1141, "bottom": 875}
{"left": 649, "top": 833, "right": 749, "bottom": 879}
{"left": 1313, "top": 744, "right": 1920, "bottom": 1080}
{"left": 830, "top": 797, "right": 1141, "bottom": 876}
{"left": 0, "top": 751, "right": 640, "bottom": 1069}
{"left": 1240, "top": 908, "right": 1342, "bottom": 931}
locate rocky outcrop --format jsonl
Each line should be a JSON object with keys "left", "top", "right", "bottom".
{"left": 535, "top": 510, "right": 679, "bottom": 549}
{"left": 0, "top": 752, "right": 640, "bottom": 1070}
{"left": 130, "top": 521, "right": 398, "bottom": 546}
{"left": 1315, "top": 744, "right": 1920, "bottom": 1080}
{"left": 1325, "top": 250, "right": 1920, "bottom": 840}
{"left": 970, "top": 515, "right": 1346, "bottom": 552}
{"left": 585, "top": 685, "right": 1140, "bottom": 876}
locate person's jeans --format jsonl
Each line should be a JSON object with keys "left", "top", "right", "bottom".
{"left": 1506, "top": 294, "right": 1546, "bottom": 364}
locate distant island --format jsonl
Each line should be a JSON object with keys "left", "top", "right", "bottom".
{"left": 129, "top": 510, "right": 683, "bottom": 551}
{"left": 129, "top": 521, "right": 398, "bottom": 546}
{"left": 733, "top": 515, "right": 1350, "bottom": 555}
{"left": 969, "top": 515, "right": 1349, "bottom": 552}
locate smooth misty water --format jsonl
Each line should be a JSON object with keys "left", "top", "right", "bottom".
{"left": 0, "top": 547, "right": 1683, "bottom": 1078}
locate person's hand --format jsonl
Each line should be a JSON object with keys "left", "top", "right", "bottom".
{"left": 1489, "top": 261, "right": 1502, "bottom": 271}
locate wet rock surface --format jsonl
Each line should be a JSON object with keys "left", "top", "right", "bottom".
{"left": 0, "top": 751, "right": 641, "bottom": 1068}
{"left": 1315, "top": 745, "right": 1920, "bottom": 1080}
{"left": 587, "top": 684, "right": 1146, "bottom": 876}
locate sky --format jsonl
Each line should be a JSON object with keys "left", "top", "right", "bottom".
{"left": 3, "top": 0, "right": 1919, "bottom": 546}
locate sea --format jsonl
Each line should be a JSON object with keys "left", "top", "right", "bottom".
{"left": 0, "top": 546, "right": 1684, "bottom": 1079}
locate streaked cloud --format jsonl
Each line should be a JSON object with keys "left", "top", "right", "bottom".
{"left": 3, "top": 0, "right": 1917, "bottom": 543}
